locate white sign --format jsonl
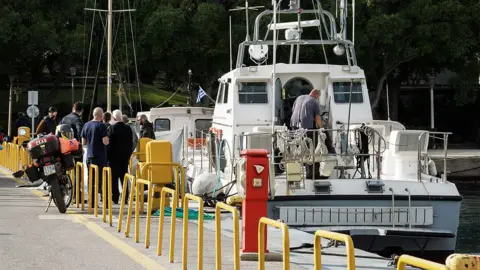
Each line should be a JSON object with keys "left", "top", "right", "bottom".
{"left": 28, "top": 91, "right": 38, "bottom": 105}
{"left": 27, "top": 105, "right": 39, "bottom": 118}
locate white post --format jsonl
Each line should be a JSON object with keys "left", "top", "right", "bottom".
{"left": 271, "top": 0, "right": 277, "bottom": 133}
{"left": 386, "top": 80, "right": 390, "bottom": 121}
{"left": 7, "top": 79, "right": 13, "bottom": 137}
{"left": 429, "top": 76, "right": 435, "bottom": 130}
{"left": 229, "top": 14, "right": 233, "bottom": 70}
{"left": 107, "top": 0, "right": 113, "bottom": 112}
{"left": 31, "top": 106, "right": 34, "bottom": 138}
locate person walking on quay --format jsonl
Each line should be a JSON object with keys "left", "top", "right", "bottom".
{"left": 108, "top": 110, "right": 133, "bottom": 204}
{"left": 81, "top": 107, "right": 109, "bottom": 208}
{"left": 137, "top": 114, "right": 155, "bottom": 140}
{"left": 60, "top": 101, "right": 85, "bottom": 203}
{"left": 61, "top": 102, "right": 84, "bottom": 141}
{"left": 123, "top": 114, "right": 138, "bottom": 152}
{"left": 36, "top": 106, "right": 58, "bottom": 135}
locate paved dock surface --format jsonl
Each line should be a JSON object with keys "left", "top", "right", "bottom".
{"left": 0, "top": 168, "right": 418, "bottom": 270}
{"left": 0, "top": 173, "right": 144, "bottom": 270}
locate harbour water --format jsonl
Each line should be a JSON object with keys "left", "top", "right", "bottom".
{"left": 456, "top": 182, "right": 480, "bottom": 253}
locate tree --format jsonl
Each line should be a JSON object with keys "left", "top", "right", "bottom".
{"left": 355, "top": 0, "right": 477, "bottom": 112}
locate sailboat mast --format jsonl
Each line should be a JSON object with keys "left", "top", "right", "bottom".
{"left": 107, "top": 0, "right": 113, "bottom": 112}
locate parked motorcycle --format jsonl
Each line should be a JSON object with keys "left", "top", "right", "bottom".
{"left": 13, "top": 125, "right": 83, "bottom": 213}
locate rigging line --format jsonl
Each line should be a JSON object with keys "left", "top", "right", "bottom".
{"left": 82, "top": 0, "right": 88, "bottom": 91}
{"left": 126, "top": 0, "right": 142, "bottom": 111}
{"left": 313, "top": 0, "right": 329, "bottom": 65}
{"left": 154, "top": 87, "right": 182, "bottom": 108}
{"left": 82, "top": 0, "right": 98, "bottom": 103}
{"left": 122, "top": 0, "right": 132, "bottom": 105}
{"left": 89, "top": 11, "right": 107, "bottom": 116}
{"left": 112, "top": 12, "right": 123, "bottom": 57}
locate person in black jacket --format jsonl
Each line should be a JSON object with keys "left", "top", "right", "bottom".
{"left": 137, "top": 114, "right": 155, "bottom": 139}
{"left": 60, "top": 102, "right": 84, "bottom": 141}
{"left": 108, "top": 110, "right": 133, "bottom": 204}
{"left": 36, "top": 106, "right": 58, "bottom": 135}
{"left": 60, "top": 102, "right": 85, "bottom": 203}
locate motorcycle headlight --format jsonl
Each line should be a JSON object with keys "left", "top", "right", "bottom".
{"left": 18, "top": 128, "right": 27, "bottom": 136}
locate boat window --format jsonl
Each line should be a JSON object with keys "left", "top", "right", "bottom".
{"left": 238, "top": 82, "right": 268, "bottom": 104}
{"left": 154, "top": 118, "right": 170, "bottom": 132}
{"left": 195, "top": 119, "right": 212, "bottom": 137}
{"left": 223, "top": 83, "right": 229, "bottom": 103}
{"left": 216, "top": 83, "right": 224, "bottom": 104}
{"left": 332, "top": 81, "right": 364, "bottom": 103}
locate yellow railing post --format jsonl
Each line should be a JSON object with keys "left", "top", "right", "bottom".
{"left": 397, "top": 255, "right": 449, "bottom": 270}
{"left": 314, "top": 230, "right": 356, "bottom": 270}
{"left": 215, "top": 202, "right": 240, "bottom": 270}
{"left": 135, "top": 162, "right": 184, "bottom": 249}
{"left": 102, "top": 167, "right": 113, "bottom": 225}
{"left": 75, "top": 162, "right": 84, "bottom": 210}
{"left": 182, "top": 194, "right": 204, "bottom": 270}
{"left": 88, "top": 164, "right": 99, "bottom": 215}
{"left": 118, "top": 173, "right": 135, "bottom": 234}
{"left": 157, "top": 187, "right": 178, "bottom": 262}
{"left": 258, "top": 217, "right": 290, "bottom": 270}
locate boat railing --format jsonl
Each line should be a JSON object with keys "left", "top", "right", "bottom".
{"left": 416, "top": 131, "right": 451, "bottom": 182}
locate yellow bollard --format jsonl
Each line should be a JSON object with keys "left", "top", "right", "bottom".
{"left": 258, "top": 217, "right": 290, "bottom": 270}
{"left": 215, "top": 202, "right": 240, "bottom": 270}
{"left": 446, "top": 254, "right": 480, "bottom": 270}
{"left": 118, "top": 173, "right": 135, "bottom": 234}
{"left": 88, "top": 164, "right": 99, "bottom": 215}
{"left": 75, "top": 162, "right": 84, "bottom": 210}
{"left": 102, "top": 167, "right": 113, "bottom": 225}
{"left": 182, "top": 194, "right": 204, "bottom": 270}
{"left": 397, "top": 254, "right": 449, "bottom": 270}
{"left": 156, "top": 187, "right": 178, "bottom": 262}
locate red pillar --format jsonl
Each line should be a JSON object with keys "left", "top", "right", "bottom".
{"left": 241, "top": 149, "right": 269, "bottom": 253}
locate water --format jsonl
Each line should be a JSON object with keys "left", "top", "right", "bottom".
{"left": 456, "top": 183, "right": 480, "bottom": 253}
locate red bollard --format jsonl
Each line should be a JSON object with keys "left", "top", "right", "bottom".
{"left": 241, "top": 149, "right": 270, "bottom": 255}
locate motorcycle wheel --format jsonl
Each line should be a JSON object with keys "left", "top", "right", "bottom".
{"left": 62, "top": 174, "right": 73, "bottom": 209}
{"left": 50, "top": 176, "right": 67, "bottom": 213}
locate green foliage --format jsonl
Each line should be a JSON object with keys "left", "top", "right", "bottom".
{"left": 0, "top": 0, "right": 479, "bottom": 111}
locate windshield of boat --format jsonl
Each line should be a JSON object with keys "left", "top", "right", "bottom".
{"left": 332, "top": 81, "right": 363, "bottom": 104}
{"left": 237, "top": 82, "right": 268, "bottom": 104}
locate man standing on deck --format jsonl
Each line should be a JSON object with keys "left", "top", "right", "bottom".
{"left": 290, "top": 89, "right": 324, "bottom": 180}
{"left": 137, "top": 114, "right": 155, "bottom": 140}
{"left": 81, "top": 107, "right": 109, "bottom": 208}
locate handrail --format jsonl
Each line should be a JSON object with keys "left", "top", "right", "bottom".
{"left": 397, "top": 254, "right": 449, "bottom": 270}
{"left": 314, "top": 230, "right": 355, "bottom": 270}
{"left": 182, "top": 193, "right": 204, "bottom": 270}
{"left": 258, "top": 217, "right": 290, "bottom": 270}
{"left": 140, "top": 162, "right": 185, "bottom": 207}
{"left": 417, "top": 131, "right": 429, "bottom": 181}
{"left": 157, "top": 187, "right": 178, "bottom": 262}
{"left": 215, "top": 202, "right": 240, "bottom": 270}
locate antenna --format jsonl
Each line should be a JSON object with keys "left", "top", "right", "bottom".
{"left": 386, "top": 80, "right": 391, "bottom": 121}
{"left": 85, "top": 4, "right": 136, "bottom": 112}
{"left": 230, "top": 0, "right": 264, "bottom": 42}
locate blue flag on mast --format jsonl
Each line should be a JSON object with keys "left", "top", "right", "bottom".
{"left": 196, "top": 86, "right": 207, "bottom": 103}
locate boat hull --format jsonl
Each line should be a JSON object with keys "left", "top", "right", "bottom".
{"left": 267, "top": 195, "right": 461, "bottom": 262}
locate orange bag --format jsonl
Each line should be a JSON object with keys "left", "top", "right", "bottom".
{"left": 59, "top": 138, "right": 80, "bottom": 154}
